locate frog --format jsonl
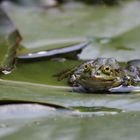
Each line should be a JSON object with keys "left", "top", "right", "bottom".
{"left": 57, "top": 57, "right": 140, "bottom": 93}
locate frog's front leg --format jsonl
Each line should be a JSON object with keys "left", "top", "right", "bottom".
{"left": 121, "top": 76, "right": 134, "bottom": 86}
{"left": 109, "top": 75, "right": 140, "bottom": 93}
{"left": 109, "top": 85, "right": 140, "bottom": 93}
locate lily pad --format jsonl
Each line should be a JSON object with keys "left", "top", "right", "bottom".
{"left": 0, "top": 0, "right": 140, "bottom": 110}
{"left": 1, "top": 0, "right": 140, "bottom": 106}
{"left": 0, "top": 106, "right": 140, "bottom": 140}
{"left": 17, "top": 42, "right": 89, "bottom": 60}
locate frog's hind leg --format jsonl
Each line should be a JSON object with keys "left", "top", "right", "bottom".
{"left": 126, "top": 59, "right": 140, "bottom": 83}
{"left": 127, "top": 59, "right": 140, "bottom": 68}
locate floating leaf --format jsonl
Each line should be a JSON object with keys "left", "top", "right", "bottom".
{"left": 0, "top": 106, "right": 140, "bottom": 140}
{"left": 17, "top": 42, "right": 89, "bottom": 60}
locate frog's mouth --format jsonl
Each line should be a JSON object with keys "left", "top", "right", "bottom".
{"left": 79, "top": 79, "right": 115, "bottom": 91}
{"left": 79, "top": 74, "right": 117, "bottom": 82}
{"left": 79, "top": 78, "right": 122, "bottom": 91}
{"left": 91, "top": 75, "right": 117, "bottom": 81}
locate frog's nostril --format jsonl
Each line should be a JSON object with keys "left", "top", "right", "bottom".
{"left": 91, "top": 70, "right": 100, "bottom": 77}
{"left": 96, "top": 71, "right": 101, "bottom": 75}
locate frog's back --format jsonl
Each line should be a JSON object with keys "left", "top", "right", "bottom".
{"left": 91, "top": 57, "right": 120, "bottom": 70}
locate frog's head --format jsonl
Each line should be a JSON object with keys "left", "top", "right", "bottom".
{"left": 75, "top": 58, "right": 125, "bottom": 91}
{"left": 78, "top": 64, "right": 122, "bottom": 91}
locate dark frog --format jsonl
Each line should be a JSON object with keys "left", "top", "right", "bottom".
{"left": 58, "top": 58, "right": 140, "bottom": 93}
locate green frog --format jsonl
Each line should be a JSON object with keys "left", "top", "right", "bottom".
{"left": 58, "top": 58, "right": 140, "bottom": 92}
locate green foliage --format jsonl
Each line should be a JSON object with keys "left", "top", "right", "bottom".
{"left": 0, "top": 8, "right": 21, "bottom": 72}
{"left": 0, "top": 1, "right": 140, "bottom": 139}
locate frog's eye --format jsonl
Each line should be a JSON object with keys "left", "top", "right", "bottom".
{"left": 103, "top": 66, "right": 111, "bottom": 74}
{"left": 84, "top": 64, "right": 90, "bottom": 71}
